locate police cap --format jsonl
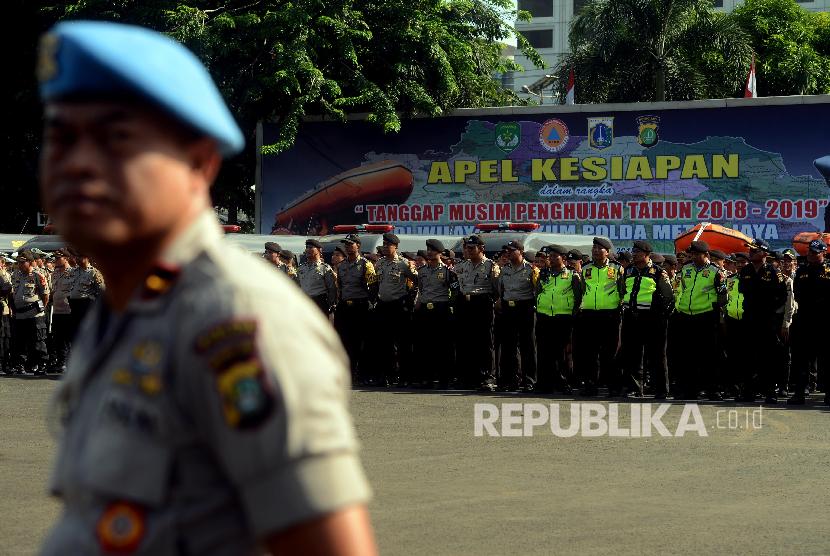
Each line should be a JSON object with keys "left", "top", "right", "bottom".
{"left": 333, "top": 246, "right": 346, "bottom": 257}
{"left": 687, "top": 240, "right": 710, "bottom": 254}
{"left": 651, "top": 253, "right": 665, "bottom": 265}
{"left": 709, "top": 249, "right": 727, "bottom": 261}
{"left": 733, "top": 252, "right": 750, "bottom": 261}
{"left": 305, "top": 238, "right": 323, "bottom": 250}
{"left": 503, "top": 240, "right": 523, "bottom": 252}
{"left": 781, "top": 248, "right": 798, "bottom": 260}
{"left": 16, "top": 252, "right": 34, "bottom": 262}
{"left": 382, "top": 232, "right": 400, "bottom": 245}
{"left": 543, "top": 244, "right": 568, "bottom": 256}
{"left": 442, "top": 249, "right": 455, "bottom": 260}
{"left": 426, "top": 239, "right": 444, "bottom": 252}
{"left": 593, "top": 237, "right": 613, "bottom": 251}
{"left": 264, "top": 242, "right": 282, "bottom": 254}
{"left": 567, "top": 249, "right": 582, "bottom": 261}
{"left": 341, "top": 233, "right": 361, "bottom": 245}
{"left": 38, "top": 21, "right": 244, "bottom": 156}
{"left": 416, "top": 250, "right": 428, "bottom": 258}
{"left": 663, "top": 254, "right": 678, "bottom": 266}
{"left": 278, "top": 250, "right": 293, "bottom": 259}
{"left": 815, "top": 156, "right": 830, "bottom": 185}
{"left": 746, "top": 238, "right": 771, "bottom": 253}
{"left": 809, "top": 239, "right": 827, "bottom": 253}
{"left": 632, "top": 240, "right": 652, "bottom": 253}
{"left": 463, "top": 234, "right": 485, "bottom": 247}
{"left": 616, "top": 251, "right": 632, "bottom": 263}
{"left": 401, "top": 251, "right": 416, "bottom": 261}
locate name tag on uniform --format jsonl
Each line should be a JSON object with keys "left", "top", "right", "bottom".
{"left": 465, "top": 294, "right": 471, "bottom": 301}
{"left": 508, "top": 300, "right": 516, "bottom": 307}
{"left": 426, "top": 302, "right": 434, "bottom": 310}
{"left": 346, "top": 300, "right": 354, "bottom": 306}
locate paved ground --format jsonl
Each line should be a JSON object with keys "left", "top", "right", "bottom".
{"left": 2, "top": 377, "right": 829, "bottom": 555}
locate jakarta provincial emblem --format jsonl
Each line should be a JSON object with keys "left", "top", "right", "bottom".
{"left": 588, "top": 117, "right": 614, "bottom": 150}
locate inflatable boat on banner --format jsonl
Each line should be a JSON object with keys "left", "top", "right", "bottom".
{"left": 674, "top": 222, "right": 753, "bottom": 254}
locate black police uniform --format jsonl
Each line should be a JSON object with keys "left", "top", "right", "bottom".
{"left": 738, "top": 250, "right": 787, "bottom": 401}
{"left": 789, "top": 251, "right": 830, "bottom": 403}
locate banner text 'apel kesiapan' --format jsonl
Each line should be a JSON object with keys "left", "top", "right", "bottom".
{"left": 257, "top": 97, "right": 830, "bottom": 251}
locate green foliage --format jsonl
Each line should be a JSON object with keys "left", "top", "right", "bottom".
{"left": 4, "top": 0, "right": 541, "bottom": 232}
{"left": 555, "top": 0, "right": 753, "bottom": 103}
{"left": 732, "top": 0, "right": 830, "bottom": 96}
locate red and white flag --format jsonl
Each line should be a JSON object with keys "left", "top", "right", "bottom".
{"left": 744, "top": 55, "right": 757, "bottom": 98}
{"left": 565, "top": 68, "right": 575, "bottom": 105}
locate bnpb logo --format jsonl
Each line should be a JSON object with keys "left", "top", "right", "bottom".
{"left": 538, "top": 119, "right": 569, "bottom": 153}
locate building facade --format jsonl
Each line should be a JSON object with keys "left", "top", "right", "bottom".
{"left": 512, "top": 0, "right": 830, "bottom": 99}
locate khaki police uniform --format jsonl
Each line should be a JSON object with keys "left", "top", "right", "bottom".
{"left": 69, "top": 264, "right": 105, "bottom": 332}
{"left": 12, "top": 268, "right": 50, "bottom": 372}
{"left": 0, "top": 267, "right": 12, "bottom": 370}
{"left": 50, "top": 266, "right": 76, "bottom": 371}
{"left": 334, "top": 255, "right": 377, "bottom": 382}
{"left": 373, "top": 255, "right": 417, "bottom": 385}
{"left": 297, "top": 259, "right": 337, "bottom": 315}
{"left": 498, "top": 260, "right": 539, "bottom": 390}
{"left": 42, "top": 211, "right": 371, "bottom": 555}
{"left": 414, "top": 262, "right": 458, "bottom": 386}
{"left": 455, "top": 257, "right": 500, "bottom": 388}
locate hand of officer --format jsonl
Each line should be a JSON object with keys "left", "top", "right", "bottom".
{"left": 780, "top": 325, "right": 789, "bottom": 343}
{"left": 415, "top": 301, "right": 421, "bottom": 311}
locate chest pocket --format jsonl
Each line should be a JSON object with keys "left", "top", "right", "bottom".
{"left": 79, "top": 387, "right": 173, "bottom": 508}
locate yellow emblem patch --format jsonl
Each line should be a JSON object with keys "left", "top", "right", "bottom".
{"left": 36, "top": 33, "right": 59, "bottom": 83}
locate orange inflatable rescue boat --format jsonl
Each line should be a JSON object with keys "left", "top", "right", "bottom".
{"left": 674, "top": 222, "right": 753, "bottom": 254}
{"left": 792, "top": 231, "right": 830, "bottom": 256}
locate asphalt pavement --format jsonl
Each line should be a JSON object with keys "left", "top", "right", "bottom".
{"left": 1, "top": 377, "right": 829, "bottom": 555}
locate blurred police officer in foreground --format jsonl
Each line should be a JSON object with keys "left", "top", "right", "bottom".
{"left": 455, "top": 235, "right": 499, "bottom": 391}
{"left": 497, "top": 240, "right": 539, "bottom": 392}
{"left": 618, "top": 241, "right": 674, "bottom": 398}
{"left": 789, "top": 240, "right": 830, "bottom": 405}
{"left": 535, "top": 244, "right": 582, "bottom": 394}
{"left": 373, "top": 232, "right": 417, "bottom": 386}
{"left": 738, "top": 239, "right": 787, "bottom": 403}
{"left": 414, "top": 239, "right": 458, "bottom": 388}
{"left": 673, "top": 240, "right": 725, "bottom": 400}
{"left": 38, "top": 21, "right": 375, "bottom": 555}
{"left": 576, "top": 237, "right": 622, "bottom": 396}
{"left": 298, "top": 238, "right": 338, "bottom": 315}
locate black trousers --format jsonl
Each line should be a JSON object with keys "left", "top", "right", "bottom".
{"left": 456, "top": 295, "right": 495, "bottom": 387}
{"left": 68, "top": 298, "right": 93, "bottom": 333}
{"left": 671, "top": 311, "right": 719, "bottom": 397}
{"left": 334, "top": 299, "right": 370, "bottom": 379}
{"left": 499, "top": 300, "right": 537, "bottom": 388}
{"left": 575, "top": 309, "right": 620, "bottom": 392}
{"left": 13, "top": 316, "right": 48, "bottom": 369}
{"left": 309, "top": 294, "right": 331, "bottom": 316}
{"left": 535, "top": 313, "right": 574, "bottom": 392}
{"left": 790, "top": 314, "right": 823, "bottom": 396}
{"left": 373, "top": 298, "right": 412, "bottom": 383}
{"left": 51, "top": 313, "right": 74, "bottom": 368}
{"left": 620, "top": 310, "right": 668, "bottom": 396}
{"left": 724, "top": 316, "right": 746, "bottom": 395}
{"left": 741, "top": 314, "right": 780, "bottom": 396}
{"left": 413, "top": 302, "right": 452, "bottom": 384}
{"left": 0, "top": 314, "right": 11, "bottom": 368}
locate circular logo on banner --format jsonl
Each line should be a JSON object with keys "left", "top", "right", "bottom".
{"left": 539, "top": 119, "right": 569, "bottom": 153}
{"left": 97, "top": 502, "right": 146, "bottom": 553}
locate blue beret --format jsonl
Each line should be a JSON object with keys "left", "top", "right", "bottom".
{"left": 38, "top": 21, "right": 244, "bottom": 157}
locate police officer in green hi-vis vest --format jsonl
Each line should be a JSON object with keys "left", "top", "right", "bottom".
{"left": 535, "top": 245, "right": 583, "bottom": 394}
{"left": 617, "top": 240, "right": 674, "bottom": 398}
{"left": 724, "top": 251, "right": 749, "bottom": 397}
{"left": 674, "top": 240, "right": 727, "bottom": 400}
{"left": 575, "top": 237, "right": 623, "bottom": 396}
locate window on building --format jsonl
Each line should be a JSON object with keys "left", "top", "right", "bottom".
{"left": 518, "top": 0, "right": 553, "bottom": 18}
{"left": 573, "top": 0, "right": 590, "bottom": 15}
{"left": 711, "top": 0, "right": 724, "bottom": 7}
{"left": 521, "top": 29, "right": 553, "bottom": 49}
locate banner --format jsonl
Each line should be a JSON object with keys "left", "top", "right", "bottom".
{"left": 259, "top": 99, "right": 830, "bottom": 251}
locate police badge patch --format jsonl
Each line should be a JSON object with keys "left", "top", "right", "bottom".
{"left": 588, "top": 117, "right": 614, "bottom": 150}
{"left": 495, "top": 122, "right": 521, "bottom": 154}
{"left": 636, "top": 115, "right": 660, "bottom": 147}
